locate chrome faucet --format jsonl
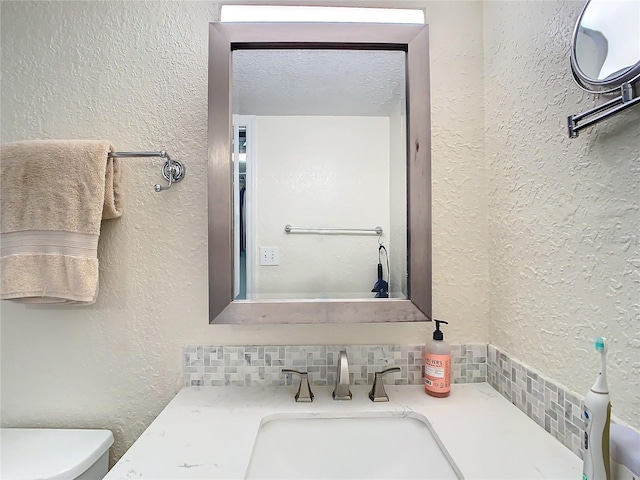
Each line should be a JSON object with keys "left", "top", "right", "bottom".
{"left": 332, "top": 350, "right": 352, "bottom": 400}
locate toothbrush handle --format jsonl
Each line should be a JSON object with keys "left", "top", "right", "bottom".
{"left": 582, "top": 394, "right": 611, "bottom": 480}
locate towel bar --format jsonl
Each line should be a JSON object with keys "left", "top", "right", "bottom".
{"left": 108, "top": 150, "right": 185, "bottom": 192}
{"left": 284, "top": 224, "right": 383, "bottom": 235}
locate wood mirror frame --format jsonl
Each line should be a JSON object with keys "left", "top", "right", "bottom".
{"left": 208, "top": 22, "right": 431, "bottom": 325}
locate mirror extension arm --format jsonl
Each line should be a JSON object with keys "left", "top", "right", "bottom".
{"left": 568, "top": 83, "right": 640, "bottom": 138}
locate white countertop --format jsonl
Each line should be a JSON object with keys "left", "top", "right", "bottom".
{"left": 105, "top": 383, "right": 582, "bottom": 480}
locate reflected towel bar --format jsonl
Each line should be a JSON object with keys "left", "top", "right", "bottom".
{"left": 108, "top": 150, "right": 186, "bottom": 192}
{"left": 284, "top": 224, "right": 383, "bottom": 235}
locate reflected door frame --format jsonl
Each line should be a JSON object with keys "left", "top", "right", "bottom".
{"left": 233, "top": 115, "right": 256, "bottom": 298}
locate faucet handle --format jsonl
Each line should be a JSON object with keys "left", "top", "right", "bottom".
{"left": 282, "top": 369, "right": 314, "bottom": 403}
{"left": 368, "top": 367, "right": 401, "bottom": 402}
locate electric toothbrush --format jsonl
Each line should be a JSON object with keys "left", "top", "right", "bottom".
{"left": 582, "top": 337, "right": 611, "bottom": 480}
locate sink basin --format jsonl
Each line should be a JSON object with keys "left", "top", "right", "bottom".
{"left": 244, "top": 413, "right": 463, "bottom": 479}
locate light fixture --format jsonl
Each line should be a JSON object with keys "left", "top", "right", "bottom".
{"left": 220, "top": 5, "right": 425, "bottom": 24}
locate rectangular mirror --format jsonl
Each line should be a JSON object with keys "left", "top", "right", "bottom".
{"left": 233, "top": 49, "right": 407, "bottom": 301}
{"left": 208, "top": 22, "right": 431, "bottom": 324}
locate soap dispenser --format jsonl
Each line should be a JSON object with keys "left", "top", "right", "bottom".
{"left": 424, "top": 320, "right": 451, "bottom": 397}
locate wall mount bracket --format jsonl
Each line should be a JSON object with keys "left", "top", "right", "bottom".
{"left": 568, "top": 82, "right": 640, "bottom": 138}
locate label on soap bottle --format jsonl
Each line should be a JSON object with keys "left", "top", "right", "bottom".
{"left": 424, "top": 354, "right": 450, "bottom": 393}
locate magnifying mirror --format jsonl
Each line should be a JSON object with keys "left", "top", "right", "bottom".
{"left": 571, "top": 0, "right": 640, "bottom": 92}
{"left": 567, "top": 0, "right": 640, "bottom": 137}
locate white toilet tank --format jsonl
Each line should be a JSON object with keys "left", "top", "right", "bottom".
{"left": 1, "top": 428, "right": 114, "bottom": 480}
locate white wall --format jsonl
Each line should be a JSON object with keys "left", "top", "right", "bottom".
{"left": 0, "top": 0, "right": 488, "bottom": 462}
{"left": 253, "top": 116, "right": 393, "bottom": 297}
{"left": 484, "top": 1, "right": 640, "bottom": 430}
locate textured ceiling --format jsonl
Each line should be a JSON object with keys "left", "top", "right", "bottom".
{"left": 232, "top": 49, "right": 406, "bottom": 116}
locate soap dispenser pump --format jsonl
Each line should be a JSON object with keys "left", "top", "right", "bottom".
{"left": 424, "top": 320, "right": 451, "bottom": 397}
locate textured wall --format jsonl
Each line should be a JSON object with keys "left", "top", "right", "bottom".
{"left": 0, "top": 0, "right": 488, "bottom": 462}
{"left": 0, "top": 1, "right": 218, "bottom": 463}
{"left": 484, "top": 1, "right": 640, "bottom": 430}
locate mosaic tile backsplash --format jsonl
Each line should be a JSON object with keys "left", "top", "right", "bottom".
{"left": 487, "top": 345, "right": 584, "bottom": 458}
{"left": 184, "top": 344, "right": 488, "bottom": 388}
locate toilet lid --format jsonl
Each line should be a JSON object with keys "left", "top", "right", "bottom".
{"left": 0, "top": 428, "right": 114, "bottom": 480}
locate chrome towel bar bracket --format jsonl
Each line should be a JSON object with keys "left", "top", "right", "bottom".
{"left": 108, "top": 150, "right": 186, "bottom": 192}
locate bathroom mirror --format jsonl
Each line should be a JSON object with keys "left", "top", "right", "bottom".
{"left": 571, "top": 0, "right": 640, "bottom": 92}
{"left": 208, "top": 22, "right": 431, "bottom": 324}
{"left": 232, "top": 49, "right": 407, "bottom": 301}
